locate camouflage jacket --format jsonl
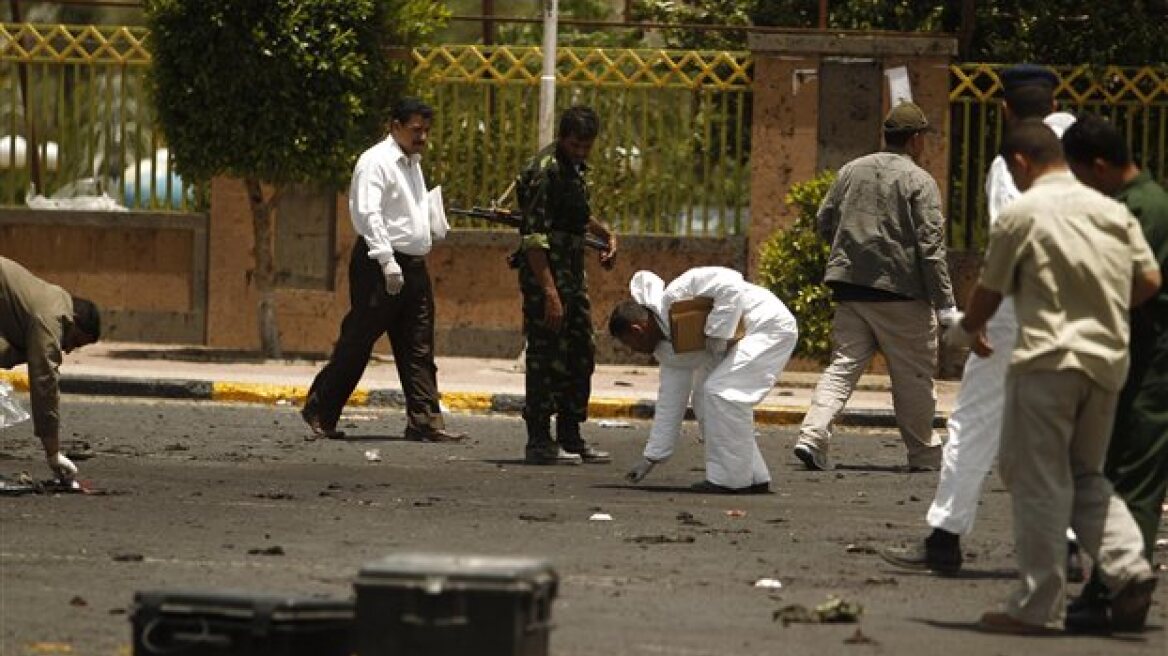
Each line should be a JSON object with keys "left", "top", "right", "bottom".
{"left": 516, "top": 143, "right": 591, "bottom": 253}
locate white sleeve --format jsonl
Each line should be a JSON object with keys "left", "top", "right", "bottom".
{"left": 985, "top": 156, "right": 1019, "bottom": 226}
{"left": 643, "top": 364, "right": 695, "bottom": 462}
{"left": 350, "top": 158, "right": 398, "bottom": 265}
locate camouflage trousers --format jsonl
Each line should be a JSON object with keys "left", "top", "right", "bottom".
{"left": 519, "top": 280, "right": 595, "bottom": 433}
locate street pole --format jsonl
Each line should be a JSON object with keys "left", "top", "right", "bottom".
{"left": 538, "top": 0, "right": 558, "bottom": 148}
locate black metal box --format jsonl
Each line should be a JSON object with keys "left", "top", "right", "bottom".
{"left": 354, "top": 553, "right": 558, "bottom": 656}
{"left": 130, "top": 589, "right": 353, "bottom": 656}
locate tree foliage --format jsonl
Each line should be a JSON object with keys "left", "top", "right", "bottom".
{"left": 635, "top": 0, "right": 1166, "bottom": 65}
{"left": 757, "top": 170, "right": 836, "bottom": 362}
{"left": 145, "top": 0, "right": 446, "bottom": 189}
{"left": 144, "top": 0, "right": 448, "bottom": 356}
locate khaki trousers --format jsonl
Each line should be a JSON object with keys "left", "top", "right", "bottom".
{"left": 999, "top": 369, "right": 1151, "bottom": 627}
{"left": 799, "top": 300, "right": 942, "bottom": 467}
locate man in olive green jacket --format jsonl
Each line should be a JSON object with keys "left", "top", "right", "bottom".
{"left": 1, "top": 257, "right": 101, "bottom": 481}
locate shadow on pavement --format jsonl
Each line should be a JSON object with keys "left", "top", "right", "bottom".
{"left": 879, "top": 566, "right": 1017, "bottom": 581}
{"left": 913, "top": 618, "right": 1158, "bottom": 643}
{"left": 322, "top": 434, "right": 412, "bottom": 443}
{"left": 590, "top": 483, "right": 774, "bottom": 496}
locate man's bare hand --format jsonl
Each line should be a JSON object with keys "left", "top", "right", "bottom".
{"left": 542, "top": 290, "right": 564, "bottom": 332}
{"left": 600, "top": 233, "right": 618, "bottom": 270}
{"left": 971, "top": 331, "right": 993, "bottom": 358}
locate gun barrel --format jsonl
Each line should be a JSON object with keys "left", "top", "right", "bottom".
{"left": 449, "top": 206, "right": 609, "bottom": 252}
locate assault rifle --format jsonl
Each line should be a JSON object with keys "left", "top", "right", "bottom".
{"left": 448, "top": 206, "right": 610, "bottom": 252}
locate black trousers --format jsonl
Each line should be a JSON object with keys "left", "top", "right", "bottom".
{"left": 304, "top": 238, "right": 443, "bottom": 432}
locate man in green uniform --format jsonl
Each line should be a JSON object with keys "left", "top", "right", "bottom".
{"left": 1061, "top": 114, "right": 1168, "bottom": 633}
{"left": 516, "top": 105, "right": 617, "bottom": 465}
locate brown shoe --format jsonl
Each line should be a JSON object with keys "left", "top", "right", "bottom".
{"left": 405, "top": 427, "right": 468, "bottom": 443}
{"left": 1111, "top": 576, "right": 1157, "bottom": 632}
{"left": 976, "top": 612, "right": 1060, "bottom": 636}
{"left": 301, "top": 408, "right": 345, "bottom": 440}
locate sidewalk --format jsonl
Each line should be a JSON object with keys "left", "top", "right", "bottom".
{"left": 0, "top": 342, "right": 958, "bottom": 427}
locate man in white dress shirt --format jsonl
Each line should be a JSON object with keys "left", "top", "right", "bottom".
{"left": 302, "top": 98, "right": 465, "bottom": 443}
{"left": 609, "top": 267, "right": 798, "bottom": 493}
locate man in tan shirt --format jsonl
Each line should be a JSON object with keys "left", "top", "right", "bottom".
{"left": 0, "top": 257, "right": 101, "bottom": 482}
{"left": 946, "top": 120, "right": 1160, "bottom": 634}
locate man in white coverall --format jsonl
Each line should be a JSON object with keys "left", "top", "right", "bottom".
{"left": 608, "top": 267, "right": 798, "bottom": 493}
{"left": 881, "top": 64, "right": 1082, "bottom": 576}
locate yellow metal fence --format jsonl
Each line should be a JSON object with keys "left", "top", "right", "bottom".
{"left": 0, "top": 23, "right": 187, "bottom": 210}
{"left": 4, "top": 24, "right": 1167, "bottom": 248}
{"left": 949, "top": 63, "right": 1168, "bottom": 249}
{"left": 415, "top": 46, "right": 753, "bottom": 236}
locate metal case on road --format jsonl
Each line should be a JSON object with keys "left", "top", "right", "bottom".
{"left": 354, "top": 553, "right": 558, "bottom": 656}
{"left": 130, "top": 589, "right": 353, "bottom": 656}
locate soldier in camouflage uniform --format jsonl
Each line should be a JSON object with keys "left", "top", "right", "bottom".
{"left": 516, "top": 106, "right": 618, "bottom": 465}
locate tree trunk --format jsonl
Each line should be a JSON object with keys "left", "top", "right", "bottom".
{"left": 244, "top": 178, "right": 282, "bottom": 358}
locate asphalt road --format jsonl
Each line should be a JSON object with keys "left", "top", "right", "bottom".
{"left": 0, "top": 398, "right": 1163, "bottom": 656}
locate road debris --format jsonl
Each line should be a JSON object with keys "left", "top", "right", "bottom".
{"left": 844, "top": 628, "right": 878, "bottom": 644}
{"left": 845, "top": 543, "right": 877, "bottom": 554}
{"left": 69, "top": 596, "right": 87, "bottom": 607}
{"left": 625, "top": 534, "right": 695, "bottom": 545}
{"left": 364, "top": 449, "right": 381, "bottom": 463}
{"left": 518, "top": 513, "right": 558, "bottom": 522}
{"left": 597, "top": 420, "right": 632, "bottom": 428}
{"left": 247, "top": 545, "right": 285, "bottom": 556}
{"left": 111, "top": 553, "right": 144, "bottom": 562}
{"left": 725, "top": 509, "right": 747, "bottom": 518}
{"left": 676, "top": 511, "right": 705, "bottom": 526}
{"left": 254, "top": 490, "right": 294, "bottom": 500}
{"left": 773, "top": 596, "right": 863, "bottom": 626}
{"left": 753, "top": 578, "right": 783, "bottom": 590}
{"left": 589, "top": 512, "right": 613, "bottom": 521}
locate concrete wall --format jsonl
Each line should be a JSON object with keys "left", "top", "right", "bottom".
{"left": 0, "top": 209, "right": 207, "bottom": 343}
{"left": 747, "top": 32, "right": 957, "bottom": 279}
{"left": 208, "top": 177, "right": 748, "bottom": 360}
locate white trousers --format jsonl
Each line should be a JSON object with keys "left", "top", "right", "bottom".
{"left": 926, "top": 299, "right": 1017, "bottom": 535}
{"left": 695, "top": 318, "right": 797, "bottom": 489}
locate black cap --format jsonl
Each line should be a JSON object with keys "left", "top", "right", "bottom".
{"left": 1001, "top": 64, "right": 1058, "bottom": 91}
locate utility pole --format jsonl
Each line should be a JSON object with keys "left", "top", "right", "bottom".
{"left": 818, "top": 0, "right": 828, "bottom": 29}
{"left": 482, "top": 0, "right": 495, "bottom": 46}
{"left": 538, "top": 0, "right": 558, "bottom": 148}
{"left": 9, "top": 0, "right": 42, "bottom": 195}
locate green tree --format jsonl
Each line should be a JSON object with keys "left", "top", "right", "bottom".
{"left": 629, "top": 0, "right": 753, "bottom": 50}
{"left": 748, "top": 0, "right": 1166, "bottom": 65}
{"left": 144, "top": 0, "right": 448, "bottom": 357}
{"left": 757, "top": 170, "right": 836, "bottom": 361}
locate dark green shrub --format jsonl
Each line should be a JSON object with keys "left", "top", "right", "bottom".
{"left": 757, "top": 170, "right": 836, "bottom": 362}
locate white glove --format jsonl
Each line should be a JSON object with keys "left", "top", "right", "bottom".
{"left": 705, "top": 337, "right": 730, "bottom": 359}
{"left": 937, "top": 306, "right": 962, "bottom": 328}
{"left": 942, "top": 319, "right": 976, "bottom": 351}
{"left": 381, "top": 260, "right": 404, "bottom": 295}
{"left": 47, "top": 452, "right": 77, "bottom": 480}
{"left": 626, "top": 458, "right": 657, "bottom": 483}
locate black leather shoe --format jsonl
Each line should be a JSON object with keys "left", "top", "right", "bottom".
{"left": 1064, "top": 592, "right": 1111, "bottom": 635}
{"left": 689, "top": 480, "right": 771, "bottom": 495}
{"left": 879, "top": 530, "right": 962, "bottom": 576}
{"left": 404, "top": 427, "right": 468, "bottom": 443}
